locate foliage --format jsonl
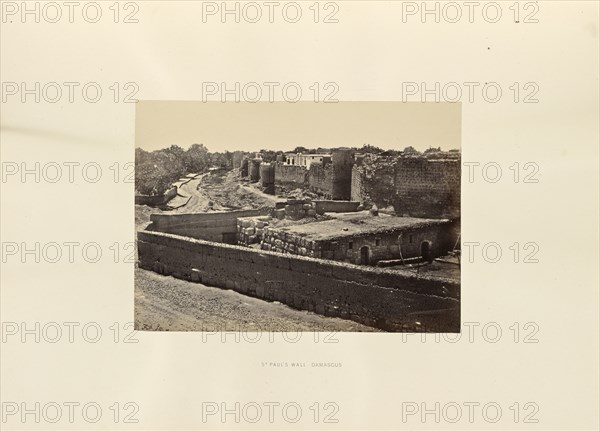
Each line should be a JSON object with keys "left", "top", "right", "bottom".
{"left": 135, "top": 144, "right": 209, "bottom": 196}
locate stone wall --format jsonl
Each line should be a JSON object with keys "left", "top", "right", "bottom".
{"left": 313, "top": 200, "right": 361, "bottom": 215}
{"left": 394, "top": 158, "right": 460, "bottom": 218}
{"left": 137, "top": 230, "right": 460, "bottom": 331}
{"left": 274, "top": 164, "right": 308, "bottom": 194}
{"left": 262, "top": 222, "right": 452, "bottom": 265}
{"left": 352, "top": 156, "right": 460, "bottom": 218}
{"left": 308, "top": 163, "right": 333, "bottom": 197}
{"left": 351, "top": 160, "right": 396, "bottom": 207}
{"left": 147, "top": 208, "right": 271, "bottom": 243}
{"left": 237, "top": 216, "right": 271, "bottom": 246}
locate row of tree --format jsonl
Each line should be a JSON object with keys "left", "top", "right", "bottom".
{"left": 285, "top": 144, "right": 436, "bottom": 156}
{"left": 135, "top": 144, "right": 233, "bottom": 196}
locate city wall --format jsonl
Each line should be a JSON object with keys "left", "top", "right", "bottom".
{"left": 137, "top": 230, "right": 460, "bottom": 332}
{"left": 352, "top": 157, "right": 461, "bottom": 219}
{"left": 394, "top": 158, "right": 460, "bottom": 218}
{"left": 308, "top": 163, "right": 333, "bottom": 197}
{"left": 274, "top": 164, "right": 307, "bottom": 194}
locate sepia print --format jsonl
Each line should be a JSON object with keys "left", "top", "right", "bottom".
{"left": 135, "top": 102, "right": 461, "bottom": 332}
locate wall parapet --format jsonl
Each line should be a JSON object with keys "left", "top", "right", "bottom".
{"left": 135, "top": 186, "right": 178, "bottom": 206}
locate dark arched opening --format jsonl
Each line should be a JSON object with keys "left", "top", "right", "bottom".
{"left": 360, "top": 246, "right": 370, "bottom": 265}
{"left": 421, "top": 241, "right": 433, "bottom": 263}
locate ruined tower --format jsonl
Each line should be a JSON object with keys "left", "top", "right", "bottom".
{"left": 259, "top": 163, "right": 275, "bottom": 195}
{"left": 249, "top": 159, "right": 262, "bottom": 182}
{"left": 240, "top": 158, "right": 249, "bottom": 178}
{"left": 331, "top": 148, "right": 355, "bottom": 200}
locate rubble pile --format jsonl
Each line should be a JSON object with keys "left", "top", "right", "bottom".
{"left": 237, "top": 216, "right": 271, "bottom": 246}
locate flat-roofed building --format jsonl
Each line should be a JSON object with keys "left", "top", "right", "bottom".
{"left": 261, "top": 211, "right": 454, "bottom": 265}
{"left": 284, "top": 153, "right": 331, "bottom": 168}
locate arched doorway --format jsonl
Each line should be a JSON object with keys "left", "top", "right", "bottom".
{"left": 360, "top": 246, "right": 370, "bottom": 265}
{"left": 421, "top": 241, "right": 433, "bottom": 262}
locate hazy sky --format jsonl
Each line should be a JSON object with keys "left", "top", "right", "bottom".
{"left": 136, "top": 101, "right": 460, "bottom": 153}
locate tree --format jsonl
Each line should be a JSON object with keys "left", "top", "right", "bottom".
{"left": 361, "top": 144, "right": 384, "bottom": 154}
{"left": 260, "top": 149, "right": 280, "bottom": 162}
{"left": 402, "top": 146, "right": 421, "bottom": 155}
{"left": 184, "top": 143, "right": 210, "bottom": 173}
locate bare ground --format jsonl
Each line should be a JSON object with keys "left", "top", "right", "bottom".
{"left": 198, "top": 169, "right": 279, "bottom": 210}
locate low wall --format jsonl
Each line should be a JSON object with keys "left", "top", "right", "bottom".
{"left": 313, "top": 200, "right": 360, "bottom": 215}
{"left": 147, "top": 208, "right": 271, "bottom": 243}
{"left": 135, "top": 187, "right": 178, "bottom": 206}
{"left": 137, "top": 231, "right": 460, "bottom": 332}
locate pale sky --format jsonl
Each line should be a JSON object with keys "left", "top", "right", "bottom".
{"left": 135, "top": 101, "right": 460, "bottom": 153}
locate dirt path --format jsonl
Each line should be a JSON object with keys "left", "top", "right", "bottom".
{"left": 197, "top": 170, "right": 278, "bottom": 210}
{"left": 135, "top": 268, "right": 380, "bottom": 332}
